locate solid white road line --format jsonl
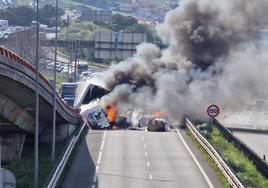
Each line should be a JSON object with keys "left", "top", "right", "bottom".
{"left": 175, "top": 129, "right": 214, "bottom": 188}
{"left": 97, "top": 151, "right": 103, "bottom": 165}
{"left": 100, "top": 140, "right": 105, "bottom": 151}
{"left": 91, "top": 131, "right": 107, "bottom": 186}
{"left": 93, "top": 165, "right": 99, "bottom": 183}
{"left": 103, "top": 131, "right": 107, "bottom": 139}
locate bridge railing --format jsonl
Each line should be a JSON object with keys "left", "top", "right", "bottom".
{"left": 185, "top": 117, "right": 245, "bottom": 188}
{"left": 0, "top": 46, "right": 80, "bottom": 114}
{"left": 43, "top": 124, "right": 85, "bottom": 188}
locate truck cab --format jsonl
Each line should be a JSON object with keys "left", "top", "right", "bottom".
{"left": 60, "top": 83, "right": 77, "bottom": 106}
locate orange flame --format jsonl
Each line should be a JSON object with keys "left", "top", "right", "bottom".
{"left": 153, "top": 112, "right": 161, "bottom": 118}
{"left": 105, "top": 104, "right": 119, "bottom": 129}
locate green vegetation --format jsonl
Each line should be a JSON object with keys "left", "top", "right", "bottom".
{"left": 43, "top": 72, "right": 68, "bottom": 91}
{"left": 59, "top": 21, "right": 103, "bottom": 41}
{"left": 59, "top": 21, "right": 106, "bottom": 60}
{"left": 3, "top": 138, "right": 66, "bottom": 188}
{"left": 16, "top": 0, "right": 83, "bottom": 7}
{"left": 95, "top": 14, "right": 161, "bottom": 42}
{"left": 187, "top": 130, "right": 231, "bottom": 188}
{"left": 153, "top": 0, "right": 168, "bottom": 6}
{"left": 197, "top": 124, "right": 268, "bottom": 187}
{"left": 0, "top": 5, "right": 64, "bottom": 26}
{"left": 73, "top": 0, "right": 170, "bottom": 8}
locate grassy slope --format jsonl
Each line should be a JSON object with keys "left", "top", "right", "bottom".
{"left": 204, "top": 126, "right": 268, "bottom": 187}
{"left": 3, "top": 139, "right": 66, "bottom": 188}
{"left": 17, "top": 0, "right": 170, "bottom": 8}
{"left": 16, "top": 0, "right": 83, "bottom": 7}
{"left": 43, "top": 72, "right": 68, "bottom": 91}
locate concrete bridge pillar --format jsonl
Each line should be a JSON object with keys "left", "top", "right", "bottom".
{"left": 0, "top": 93, "right": 38, "bottom": 134}
{"left": 0, "top": 133, "right": 26, "bottom": 161}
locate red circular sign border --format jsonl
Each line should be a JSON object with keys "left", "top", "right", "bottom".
{"left": 207, "top": 104, "right": 220, "bottom": 117}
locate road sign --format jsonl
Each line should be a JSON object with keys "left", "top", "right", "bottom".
{"left": 207, "top": 104, "right": 220, "bottom": 117}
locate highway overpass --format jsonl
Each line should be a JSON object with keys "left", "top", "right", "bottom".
{"left": 0, "top": 47, "right": 81, "bottom": 160}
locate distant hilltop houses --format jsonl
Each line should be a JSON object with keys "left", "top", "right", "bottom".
{"left": 0, "top": 0, "right": 16, "bottom": 8}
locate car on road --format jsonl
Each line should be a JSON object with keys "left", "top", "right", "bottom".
{"left": 80, "top": 71, "right": 92, "bottom": 80}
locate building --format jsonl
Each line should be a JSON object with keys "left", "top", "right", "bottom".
{"left": 94, "top": 31, "right": 147, "bottom": 60}
{"left": 0, "top": 20, "right": 8, "bottom": 31}
{"left": 81, "top": 8, "right": 113, "bottom": 23}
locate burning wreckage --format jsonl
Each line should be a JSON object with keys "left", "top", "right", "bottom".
{"left": 80, "top": 100, "right": 169, "bottom": 131}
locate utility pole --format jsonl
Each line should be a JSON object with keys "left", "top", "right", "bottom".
{"left": 34, "top": 0, "right": 40, "bottom": 187}
{"left": 51, "top": 0, "right": 59, "bottom": 162}
{"left": 67, "top": 15, "right": 70, "bottom": 79}
{"left": 74, "top": 40, "right": 78, "bottom": 82}
{"left": 0, "top": 141, "right": 2, "bottom": 188}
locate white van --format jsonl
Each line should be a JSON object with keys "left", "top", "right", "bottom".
{"left": 80, "top": 99, "right": 110, "bottom": 129}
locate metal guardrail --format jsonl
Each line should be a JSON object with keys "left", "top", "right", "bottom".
{"left": 44, "top": 124, "right": 85, "bottom": 188}
{"left": 215, "top": 119, "right": 268, "bottom": 179}
{"left": 185, "top": 117, "right": 245, "bottom": 188}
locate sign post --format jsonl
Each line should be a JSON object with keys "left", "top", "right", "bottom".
{"left": 207, "top": 104, "right": 220, "bottom": 132}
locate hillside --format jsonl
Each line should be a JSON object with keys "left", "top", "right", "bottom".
{"left": 16, "top": 0, "right": 169, "bottom": 8}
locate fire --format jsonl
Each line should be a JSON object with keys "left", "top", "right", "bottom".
{"left": 152, "top": 112, "right": 161, "bottom": 118}
{"left": 105, "top": 104, "right": 119, "bottom": 129}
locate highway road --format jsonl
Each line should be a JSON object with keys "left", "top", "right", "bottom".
{"left": 233, "top": 132, "right": 268, "bottom": 159}
{"left": 62, "top": 128, "right": 223, "bottom": 188}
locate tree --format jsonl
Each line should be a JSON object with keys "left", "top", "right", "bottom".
{"left": 0, "top": 5, "right": 64, "bottom": 27}
{"left": 109, "top": 14, "right": 138, "bottom": 31}
{"left": 0, "top": 6, "right": 34, "bottom": 26}
{"left": 125, "top": 23, "right": 161, "bottom": 42}
{"left": 39, "top": 5, "right": 64, "bottom": 27}
{"left": 5, "top": 29, "right": 45, "bottom": 65}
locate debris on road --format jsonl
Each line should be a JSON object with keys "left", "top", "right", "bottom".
{"left": 80, "top": 99, "right": 168, "bottom": 131}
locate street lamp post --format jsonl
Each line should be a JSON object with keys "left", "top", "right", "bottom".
{"left": 34, "top": 0, "right": 40, "bottom": 187}
{"left": 51, "top": 0, "right": 59, "bottom": 162}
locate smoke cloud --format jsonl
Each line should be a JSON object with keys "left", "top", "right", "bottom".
{"left": 101, "top": 0, "right": 268, "bottom": 123}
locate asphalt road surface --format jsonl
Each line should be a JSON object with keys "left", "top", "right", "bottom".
{"left": 62, "top": 129, "right": 223, "bottom": 188}
{"left": 233, "top": 132, "right": 268, "bottom": 158}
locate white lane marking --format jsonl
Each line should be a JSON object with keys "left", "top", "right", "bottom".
{"left": 175, "top": 129, "right": 214, "bottom": 188}
{"left": 100, "top": 140, "right": 105, "bottom": 151}
{"left": 144, "top": 152, "right": 148, "bottom": 157}
{"left": 97, "top": 151, "right": 103, "bottom": 165}
{"left": 93, "top": 165, "right": 99, "bottom": 183}
{"left": 91, "top": 131, "right": 107, "bottom": 186}
{"left": 142, "top": 137, "right": 145, "bottom": 140}
{"left": 146, "top": 161, "right": 150, "bottom": 167}
{"left": 103, "top": 131, "right": 107, "bottom": 139}
{"left": 149, "top": 174, "right": 153, "bottom": 180}
{"left": 143, "top": 144, "right": 146, "bottom": 148}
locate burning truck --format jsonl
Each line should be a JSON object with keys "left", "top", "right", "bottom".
{"left": 80, "top": 99, "right": 169, "bottom": 131}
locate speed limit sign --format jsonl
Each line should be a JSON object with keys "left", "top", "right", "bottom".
{"left": 207, "top": 104, "right": 220, "bottom": 117}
